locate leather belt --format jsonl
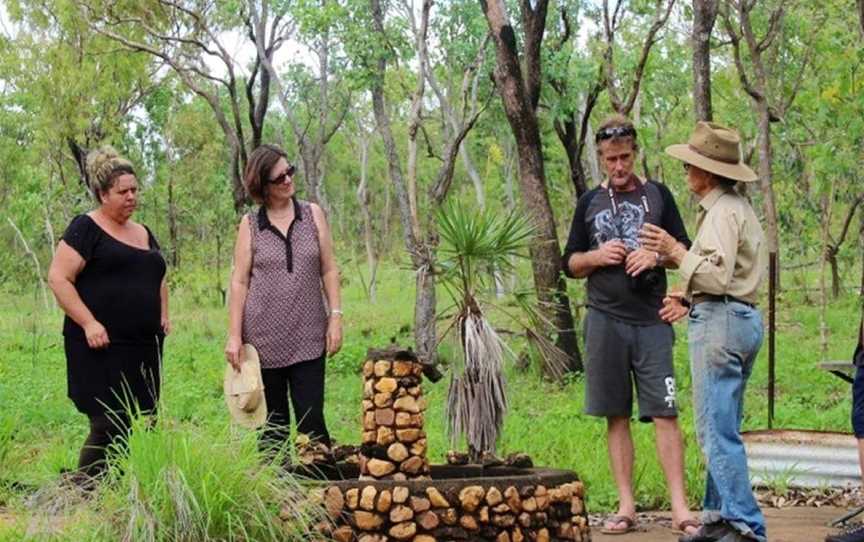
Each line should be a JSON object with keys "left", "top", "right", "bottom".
{"left": 691, "top": 293, "right": 756, "bottom": 309}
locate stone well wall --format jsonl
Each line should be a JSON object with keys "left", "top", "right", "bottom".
{"left": 360, "top": 349, "right": 430, "bottom": 481}
{"left": 302, "top": 346, "right": 591, "bottom": 542}
{"left": 313, "top": 467, "right": 590, "bottom": 542}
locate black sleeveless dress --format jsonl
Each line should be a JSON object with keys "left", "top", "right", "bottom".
{"left": 61, "top": 214, "right": 166, "bottom": 416}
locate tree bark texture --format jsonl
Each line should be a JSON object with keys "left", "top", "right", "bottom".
{"left": 723, "top": 0, "right": 785, "bottom": 258}
{"left": 480, "top": 0, "right": 582, "bottom": 373}
{"left": 370, "top": 0, "right": 436, "bottom": 363}
{"left": 249, "top": 0, "right": 349, "bottom": 214}
{"left": 859, "top": 0, "right": 864, "bottom": 39}
{"left": 692, "top": 0, "right": 719, "bottom": 121}
{"left": 356, "top": 130, "right": 378, "bottom": 303}
{"left": 602, "top": 0, "right": 675, "bottom": 116}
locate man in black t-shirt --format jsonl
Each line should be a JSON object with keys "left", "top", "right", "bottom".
{"left": 563, "top": 114, "right": 697, "bottom": 535}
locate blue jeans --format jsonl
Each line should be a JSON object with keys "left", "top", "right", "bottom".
{"left": 689, "top": 301, "right": 766, "bottom": 541}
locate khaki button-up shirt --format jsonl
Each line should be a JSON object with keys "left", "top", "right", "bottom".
{"left": 679, "top": 186, "right": 766, "bottom": 304}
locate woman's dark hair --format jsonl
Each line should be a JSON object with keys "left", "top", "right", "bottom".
{"left": 85, "top": 146, "right": 136, "bottom": 203}
{"left": 244, "top": 144, "right": 289, "bottom": 204}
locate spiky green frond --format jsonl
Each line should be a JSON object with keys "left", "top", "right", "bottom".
{"left": 436, "top": 201, "right": 535, "bottom": 296}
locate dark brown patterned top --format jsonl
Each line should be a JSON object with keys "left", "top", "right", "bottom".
{"left": 242, "top": 198, "right": 327, "bottom": 368}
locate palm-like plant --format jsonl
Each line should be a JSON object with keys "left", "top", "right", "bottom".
{"left": 436, "top": 201, "right": 534, "bottom": 462}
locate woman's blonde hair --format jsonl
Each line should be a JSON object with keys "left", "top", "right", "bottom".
{"left": 85, "top": 146, "right": 136, "bottom": 202}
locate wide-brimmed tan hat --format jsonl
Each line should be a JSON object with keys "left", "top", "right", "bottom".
{"left": 224, "top": 344, "right": 267, "bottom": 429}
{"left": 665, "top": 121, "right": 758, "bottom": 182}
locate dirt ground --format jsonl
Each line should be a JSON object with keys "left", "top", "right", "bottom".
{"left": 0, "top": 505, "right": 852, "bottom": 540}
{"left": 593, "top": 506, "right": 849, "bottom": 541}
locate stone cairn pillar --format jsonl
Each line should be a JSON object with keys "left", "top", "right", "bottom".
{"left": 360, "top": 347, "right": 430, "bottom": 480}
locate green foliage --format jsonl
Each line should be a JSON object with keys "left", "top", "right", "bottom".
{"left": 97, "top": 417, "right": 324, "bottom": 541}
{"left": 436, "top": 201, "right": 535, "bottom": 299}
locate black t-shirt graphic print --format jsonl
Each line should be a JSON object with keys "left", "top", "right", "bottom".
{"left": 563, "top": 180, "right": 691, "bottom": 325}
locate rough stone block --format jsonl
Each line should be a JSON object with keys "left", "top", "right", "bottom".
{"left": 360, "top": 485, "right": 377, "bottom": 510}
{"left": 374, "top": 377, "right": 397, "bottom": 393}
{"left": 374, "top": 408, "right": 395, "bottom": 426}
{"left": 373, "top": 360, "right": 391, "bottom": 377}
{"left": 426, "top": 486, "right": 449, "bottom": 508}
{"left": 458, "top": 485, "right": 485, "bottom": 512}
{"left": 388, "top": 521, "right": 416, "bottom": 540}
{"left": 366, "top": 458, "right": 396, "bottom": 477}
{"left": 392, "top": 486, "right": 410, "bottom": 504}
{"left": 353, "top": 510, "right": 383, "bottom": 530}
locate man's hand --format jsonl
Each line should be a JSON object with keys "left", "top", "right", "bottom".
{"left": 593, "top": 240, "right": 627, "bottom": 267}
{"left": 625, "top": 248, "right": 658, "bottom": 277}
{"left": 659, "top": 291, "right": 689, "bottom": 323}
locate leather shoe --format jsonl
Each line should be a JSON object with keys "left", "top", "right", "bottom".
{"left": 678, "top": 522, "right": 739, "bottom": 542}
{"left": 826, "top": 523, "right": 864, "bottom": 542}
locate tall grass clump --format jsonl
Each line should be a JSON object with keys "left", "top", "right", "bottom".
{"left": 96, "top": 414, "right": 328, "bottom": 541}
{"left": 0, "top": 414, "right": 17, "bottom": 506}
{"left": 0, "top": 414, "right": 14, "bottom": 473}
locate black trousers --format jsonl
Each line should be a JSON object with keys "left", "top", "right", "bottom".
{"left": 260, "top": 355, "right": 331, "bottom": 450}
{"left": 77, "top": 412, "right": 131, "bottom": 478}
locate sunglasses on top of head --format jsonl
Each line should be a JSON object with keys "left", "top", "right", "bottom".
{"left": 595, "top": 125, "right": 636, "bottom": 143}
{"left": 268, "top": 165, "right": 297, "bottom": 185}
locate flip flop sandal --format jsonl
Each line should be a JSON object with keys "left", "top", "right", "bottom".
{"left": 674, "top": 518, "right": 702, "bottom": 535}
{"left": 600, "top": 515, "right": 638, "bottom": 535}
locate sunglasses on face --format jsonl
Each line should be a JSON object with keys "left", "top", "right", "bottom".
{"left": 682, "top": 162, "right": 692, "bottom": 172}
{"left": 595, "top": 125, "right": 636, "bottom": 143}
{"left": 268, "top": 165, "right": 297, "bottom": 185}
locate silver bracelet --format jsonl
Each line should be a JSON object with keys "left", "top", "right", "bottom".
{"left": 330, "top": 309, "right": 343, "bottom": 316}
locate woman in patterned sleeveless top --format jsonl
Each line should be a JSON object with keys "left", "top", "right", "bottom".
{"left": 225, "top": 144, "right": 342, "bottom": 451}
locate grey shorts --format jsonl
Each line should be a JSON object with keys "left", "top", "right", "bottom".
{"left": 583, "top": 307, "right": 678, "bottom": 421}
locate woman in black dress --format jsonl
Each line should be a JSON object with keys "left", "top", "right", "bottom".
{"left": 47, "top": 146, "right": 169, "bottom": 481}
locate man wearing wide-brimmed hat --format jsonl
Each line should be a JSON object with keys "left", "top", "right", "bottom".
{"left": 641, "top": 121, "right": 767, "bottom": 542}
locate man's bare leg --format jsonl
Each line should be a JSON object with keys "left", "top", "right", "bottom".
{"left": 606, "top": 416, "right": 637, "bottom": 531}
{"left": 654, "top": 416, "right": 698, "bottom": 534}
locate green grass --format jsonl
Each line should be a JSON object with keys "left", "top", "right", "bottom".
{"left": 0, "top": 260, "right": 861, "bottom": 539}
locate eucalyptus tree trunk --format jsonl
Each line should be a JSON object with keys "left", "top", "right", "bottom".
{"left": 460, "top": 143, "right": 486, "bottom": 210}
{"left": 860, "top": 206, "right": 864, "bottom": 298}
{"left": 818, "top": 191, "right": 835, "bottom": 360}
{"left": 692, "top": 0, "right": 719, "bottom": 121}
{"left": 585, "top": 125, "right": 602, "bottom": 184}
{"left": 368, "top": 0, "right": 435, "bottom": 363}
{"left": 553, "top": 86, "right": 601, "bottom": 198}
{"left": 369, "top": 73, "right": 436, "bottom": 361}
{"left": 859, "top": 0, "right": 864, "bottom": 39}
{"left": 249, "top": 0, "right": 348, "bottom": 214}
{"left": 601, "top": 0, "right": 675, "bottom": 116}
{"left": 168, "top": 175, "right": 179, "bottom": 267}
{"left": 356, "top": 130, "right": 378, "bottom": 303}
{"left": 547, "top": 9, "right": 600, "bottom": 198}
{"left": 723, "top": 0, "right": 786, "bottom": 264}
{"left": 754, "top": 101, "right": 780, "bottom": 257}
{"left": 825, "top": 195, "right": 864, "bottom": 298}
{"left": 480, "top": 0, "right": 582, "bottom": 373}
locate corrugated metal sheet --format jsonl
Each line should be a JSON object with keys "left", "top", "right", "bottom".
{"left": 743, "top": 430, "right": 861, "bottom": 488}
